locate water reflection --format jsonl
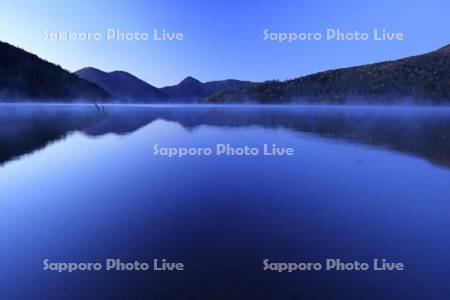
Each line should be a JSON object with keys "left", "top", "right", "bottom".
{"left": 1, "top": 104, "right": 450, "bottom": 167}
{"left": 2, "top": 104, "right": 450, "bottom": 299}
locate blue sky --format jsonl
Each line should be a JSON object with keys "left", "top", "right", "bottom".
{"left": 0, "top": 0, "right": 449, "bottom": 87}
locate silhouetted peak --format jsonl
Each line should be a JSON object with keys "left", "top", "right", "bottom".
{"left": 179, "top": 76, "right": 202, "bottom": 85}
{"left": 75, "top": 67, "right": 107, "bottom": 76}
{"left": 109, "top": 70, "right": 141, "bottom": 80}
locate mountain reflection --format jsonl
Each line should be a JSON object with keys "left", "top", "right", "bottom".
{"left": 1, "top": 104, "right": 450, "bottom": 167}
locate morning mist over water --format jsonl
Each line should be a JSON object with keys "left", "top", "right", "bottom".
{"left": 1, "top": 104, "right": 450, "bottom": 299}
{"left": 1, "top": 104, "right": 450, "bottom": 168}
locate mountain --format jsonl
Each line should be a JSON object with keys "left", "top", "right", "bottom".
{"left": 75, "top": 67, "right": 166, "bottom": 102}
{"left": 161, "top": 76, "right": 257, "bottom": 101}
{"left": 160, "top": 76, "right": 203, "bottom": 100}
{"left": 76, "top": 70, "right": 256, "bottom": 102}
{"left": 5, "top": 38, "right": 449, "bottom": 104}
{"left": 0, "top": 41, "right": 110, "bottom": 101}
{"left": 204, "top": 45, "right": 450, "bottom": 104}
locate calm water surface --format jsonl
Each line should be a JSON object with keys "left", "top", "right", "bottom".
{"left": 1, "top": 104, "right": 450, "bottom": 299}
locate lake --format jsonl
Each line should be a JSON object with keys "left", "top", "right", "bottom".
{"left": 1, "top": 104, "right": 450, "bottom": 299}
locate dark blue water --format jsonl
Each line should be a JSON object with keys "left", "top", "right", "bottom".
{"left": 1, "top": 104, "right": 450, "bottom": 299}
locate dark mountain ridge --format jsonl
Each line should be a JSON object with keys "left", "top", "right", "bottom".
{"left": 0, "top": 41, "right": 110, "bottom": 101}
{"left": 75, "top": 67, "right": 166, "bottom": 102}
{"left": 2, "top": 39, "right": 450, "bottom": 104}
{"left": 160, "top": 76, "right": 257, "bottom": 101}
{"left": 75, "top": 67, "right": 257, "bottom": 102}
{"left": 205, "top": 45, "right": 450, "bottom": 104}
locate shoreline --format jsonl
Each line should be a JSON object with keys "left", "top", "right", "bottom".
{"left": 1, "top": 102, "right": 450, "bottom": 110}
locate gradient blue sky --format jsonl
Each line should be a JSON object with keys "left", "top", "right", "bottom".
{"left": 1, "top": 0, "right": 449, "bottom": 87}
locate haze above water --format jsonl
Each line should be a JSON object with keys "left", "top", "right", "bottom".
{"left": 1, "top": 104, "right": 450, "bottom": 299}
